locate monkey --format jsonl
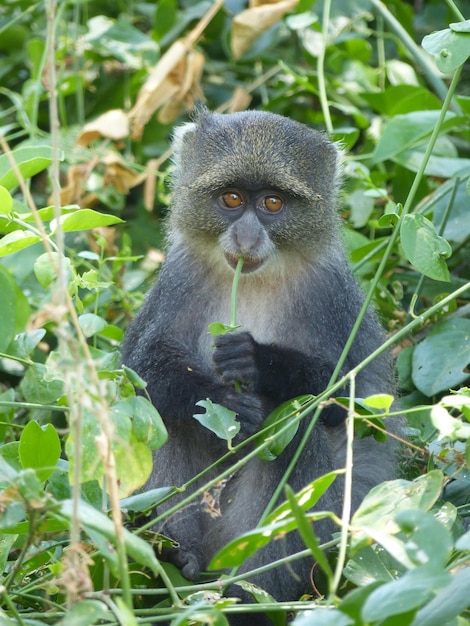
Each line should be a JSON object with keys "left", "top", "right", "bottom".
{"left": 121, "top": 110, "right": 398, "bottom": 625}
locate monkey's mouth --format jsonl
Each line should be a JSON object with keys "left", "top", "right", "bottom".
{"left": 224, "top": 254, "right": 264, "bottom": 273}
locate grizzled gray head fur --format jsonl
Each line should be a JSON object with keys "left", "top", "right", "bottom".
{"left": 168, "top": 110, "right": 342, "bottom": 252}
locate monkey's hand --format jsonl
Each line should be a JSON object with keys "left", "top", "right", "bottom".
{"left": 213, "top": 332, "right": 264, "bottom": 437}
{"left": 213, "top": 331, "right": 257, "bottom": 390}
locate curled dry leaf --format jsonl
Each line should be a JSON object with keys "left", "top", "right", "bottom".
{"left": 129, "top": 39, "right": 205, "bottom": 138}
{"left": 101, "top": 153, "right": 147, "bottom": 194}
{"left": 231, "top": 0, "right": 299, "bottom": 60}
{"left": 77, "top": 109, "right": 129, "bottom": 146}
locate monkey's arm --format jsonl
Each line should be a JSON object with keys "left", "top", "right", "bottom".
{"left": 213, "top": 332, "right": 346, "bottom": 426}
{"left": 124, "top": 337, "right": 265, "bottom": 437}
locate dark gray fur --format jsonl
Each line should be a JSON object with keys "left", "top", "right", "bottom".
{"left": 122, "top": 110, "right": 397, "bottom": 625}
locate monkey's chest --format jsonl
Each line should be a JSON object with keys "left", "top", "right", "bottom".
{"left": 196, "top": 285, "right": 298, "bottom": 360}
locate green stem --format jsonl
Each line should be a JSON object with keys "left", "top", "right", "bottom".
{"left": 369, "top": 0, "right": 454, "bottom": 106}
{"left": 230, "top": 257, "right": 244, "bottom": 328}
{"left": 317, "top": 0, "right": 333, "bottom": 134}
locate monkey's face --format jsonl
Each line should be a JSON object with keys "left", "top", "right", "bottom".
{"left": 169, "top": 110, "right": 342, "bottom": 275}
{"left": 215, "top": 187, "right": 282, "bottom": 273}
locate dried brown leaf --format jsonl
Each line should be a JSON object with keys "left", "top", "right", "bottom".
{"left": 101, "top": 153, "right": 146, "bottom": 194}
{"left": 231, "top": 0, "right": 299, "bottom": 59}
{"left": 77, "top": 109, "right": 129, "bottom": 146}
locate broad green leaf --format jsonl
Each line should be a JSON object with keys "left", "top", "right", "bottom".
{"left": 55, "top": 600, "right": 110, "bottom": 626}
{"left": 120, "top": 487, "right": 171, "bottom": 512}
{"left": 194, "top": 399, "right": 240, "bottom": 442}
{"left": 265, "top": 472, "right": 339, "bottom": 525}
{"left": 362, "top": 567, "right": 451, "bottom": 622}
{"left": 0, "top": 185, "right": 13, "bottom": 213}
{"left": 6, "top": 329, "right": 46, "bottom": 359}
{"left": 361, "top": 85, "right": 441, "bottom": 116}
{"left": 422, "top": 24, "right": 470, "bottom": 73}
{"left": 293, "top": 610, "right": 353, "bottom": 626}
{"left": 21, "top": 204, "right": 78, "bottom": 224}
{"left": 209, "top": 474, "right": 339, "bottom": 569}
{"left": 208, "top": 322, "right": 240, "bottom": 337}
{"left": 57, "top": 499, "right": 160, "bottom": 574}
{"left": 344, "top": 545, "right": 400, "bottom": 586}
{"left": 285, "top": 484, "right": 333, "bottom": 579}
{"left": 0, "top": 501, "right": 25, "bottom": 531}
{"left": 412, "top": 319, "right": 470, "bottom": 396}
{"left": 422, "top": 178, "right": 470, "bottom": 244}
{"left": 372, "top": 112, "right": 461, "bottom": 163}
{"left": 430, "top": 405, "right": 470, "bottom": 440}
{"left": 393, "top": 149, "right": 470, "bottom": 177}
{"left": 19, "top": 363, "right": 63, "bottom": 404}
{"left": 122, "top": 364, "right": 148, "bottom": 389}
{"left": 33, "top": 252, "right": 71, "bottom": 288}
{"left": 114, "top": 435, "right": 152, "bottom": 497}
{"left": 0, "top": 230, "right": 41, "bottom": 256}
{"left": 257, "top": 396, "right": 311, "bottom": 461}
{"left": 19, "top": 421, "right": 61, "bottom": 483}
{"left": 394, "top": 509, "right": 453, "bottom": 569}
{"left": 400, "top": 214, "right": 451, "bottom": 282}
{"left": 83, "top": 15, "right": 158, "bottom": 67}
{"left": 411, "top": 566, "right": 470, "bottom": 626}
{"left": 0, "top": 266, "right": 16, "bottom": 352}
{"left": 351, "top": 471, "right": 445, "bottom": 549}
{"left": 78, "top": 313, "right": 107, "bottom": 337}
{"left": 362, "top": 394, "right": 394, "bottom": 411}
{"left": 50, "top": 209, "right": 124, "bottom": 234}
{"left": 112, "top": 396, "right": 167, "bottom": 449}
{"left": 0, "top": 146, "right": 55, "bottom": 190}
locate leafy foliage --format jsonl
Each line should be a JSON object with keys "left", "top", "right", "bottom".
{"left": 0, "top": 0, "right": 470, "bottom": 624}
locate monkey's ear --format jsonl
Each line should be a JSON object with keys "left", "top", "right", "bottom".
{"left": 171, "top": 122, "right": 197, "bottom": 168}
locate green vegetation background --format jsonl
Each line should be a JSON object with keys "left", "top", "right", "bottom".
{"left": 0, "top": 0, "right": 470, "bottom": 624}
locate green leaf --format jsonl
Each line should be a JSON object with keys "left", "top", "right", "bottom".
{"left": 114, "top": 435, "right": 153, "bottom": 497}
{"left": 257, "top": 396, "right": 311, "bottom": 461}
{"left": 55, "top": 600, "right": 110, "bottom": 626}
{"left": 57, "top": 499, "right": 161, "bottom": 574}
{"left": 394, "top": 509, "right": 453, "bottom": 569}
{"left": 400, "top": 214, "right": 451, "bottom": 282}
{"left": 33, "top": 252, "right": 71, "bottom": 288}
{"left": 362, "top": 567, "right": 451, "bottom": 622}
{"left": 422, "top": 24, "right": 470, "bottom": 73}
{"left": 372, "top": 112, "right": 461, "bottom": 163}
{"left": 265, "top": 472, "right": 339, "bottom": 525}
{"left": 208, "top": 322, "right": 240, "bottom": 337}
{"left": 344, "top": 545, "right": 400, "bottom": 586}
{"left": 285, "top": 484, "right": 333, "bottom": 579}
{"left": 209, "top": 473, "right": 339, "bottom": 570}
{"left": 0, "top": 146, "right": 55, "bottom": 190}
{"left": 122, "top": 364, "right": 148, "bottom": 389}
{"left": 351, "top": 471, "right": 445, "bottom": 551}
{"left": 6, "top": 329, "right": 46, "bottom": 359}
{"left": 78, "top": 313, "right": 107, "bottom": 338}
{"left": 412, "top": 319, "right": 470, "bottom": 396}
{"left": 0, "top": 185, "right": 13, "bottom": 213}
{"left": 194, "top": 399, "right": 240, "bottom": 442}
{"left": 362, "top": 394, "right": 394, "bottom": 411}
{"left": 293, "top": 610, "right": 353, "bottom": 626}
{"left": 412, "top": 566, "right": 470, "bottom": 626}
{"left": 0, "top": 266, "right": 16, "bottom": 352}
{"left": 19, "top": 421, "right": 61, "bottom": 483}
{"left": 112, "top": 396, "right": 167, "bottom": 449}
{"left": 19, "top": 363, "right": 63, "bottom": 404}
{"left": 120, "top": 487, "right": 171, "bottom": 513}
{"left": 50, "top": 208, "right": 124, "bottom": 233}
{"left": 0, "top": 230, "right": 42, "bottom": 256}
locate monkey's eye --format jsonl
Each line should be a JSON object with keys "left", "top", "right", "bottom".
{"left": 220, "top": 191, "right": 244, "bottom": 209}
{"left": 263, "top": 195, "right": 283, "bottom": 213}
